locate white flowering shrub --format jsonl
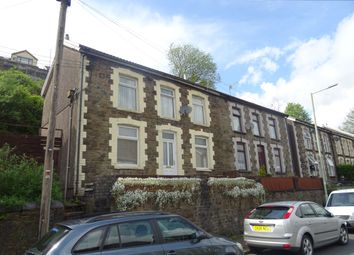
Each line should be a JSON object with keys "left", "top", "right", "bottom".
{"left": 111, "top": 177, "right": 201, "bottom": 211}
{"left": 208, "top": 177, "right": 265, "bottom": 201}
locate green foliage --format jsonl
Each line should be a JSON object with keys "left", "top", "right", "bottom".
{"left": 258, "top": 165, "right": 268, "bottom": 177}
{"left": 284, "top": 102, "right": 312, "bottom": 123}
{"left": 0, "top": 145, "right": 62, "bottom": 207}
{"left": 167, "top": 43, "right": 219, "bottom": 89}
{"left": 0, "top": 68, "right": 44, "bottom": 134}
{"left": 337, "top": 164, "right": 354, "bottom": 182}
{"left": 340, "top": 107, "right": 354, "bottom": 134}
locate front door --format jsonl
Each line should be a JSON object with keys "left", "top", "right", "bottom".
{"left": 257, "top": 145, "right": 267, "bottom": 170}
{"left": 162, "top": 131, "right": 177, "bottom": 175}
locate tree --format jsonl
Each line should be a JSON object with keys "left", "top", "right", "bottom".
{"left": 167, "top": 43, "right": 220, "bottom": 89}
{"left": 284, "top": 102, "right": 312, "bottom": 123}
{"left": 340, "top": 108, "right": 354, "bottom": 134}
{"left": 0, "top": 69, "right": 43, "bottom": 134}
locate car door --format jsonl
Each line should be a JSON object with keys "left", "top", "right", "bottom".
{"left": 299, "top": 203, "right": 323, "bottom": 245}
{"left": 72, "top": 226, "right": 106, "bottom": 255}
{"left": 155, "top": 217, "right": 213, "bottom": 255}
{"left": 310, "top": 203, "right": 339, "bottom": 243}
{"left": 101, "top": 220, "right": 164, "bottom": 255}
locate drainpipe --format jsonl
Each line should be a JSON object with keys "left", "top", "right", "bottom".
{"left": 64, "top": 89, "right": 76, "bottom": 200}
{"left": 75, "top": 54, "right": 86, "bottom": 196}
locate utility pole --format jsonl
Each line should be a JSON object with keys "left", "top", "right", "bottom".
{"left": 39, "top": 0, "right": 70, "bottom": 239}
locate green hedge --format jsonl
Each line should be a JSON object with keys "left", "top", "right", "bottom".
{"left": 337, "top": 164, "right": 354, "bottom": 182}
{"left": 0, "top": 145, "right": 62, "bottom": 207}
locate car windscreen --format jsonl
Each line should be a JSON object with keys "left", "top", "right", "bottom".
{"left": 249, "top": 206, "right": 289, "bottom": 219}
{"left": 327, "top": 192, "right": 354, "bottom": 207}
{"left": 32, "top": 225, "right": 70, "bottom": 253}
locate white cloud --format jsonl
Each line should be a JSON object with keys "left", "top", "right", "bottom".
{"left": 237, "top": 13, "right": 354, "bottom": 128}
{"left": 262, "top": 57, "right": 279, "bottom": 72}
{"left": 239, "top": 66, "right": 262, "bottom": 85}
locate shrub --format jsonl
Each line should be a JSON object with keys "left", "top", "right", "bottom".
{"left": 336, "top": 164, "right": 354, "bottom": 183}
{"left": 0, "top": 145, "right": 62, "bottom": 207}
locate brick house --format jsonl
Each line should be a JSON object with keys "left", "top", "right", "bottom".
{"left": 41, "top": 45, "right": 354, "bottom": 211}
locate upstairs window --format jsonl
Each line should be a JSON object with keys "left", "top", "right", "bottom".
{"left": 161, "top": 87, "right": 175, "bottom": 119}
{"left": 119, "top": 76, "right": 137, "bottom": 111}
{"left": 192, "top": 96, "right": 205, "bottom": 125}
{"left": 232, "top": 108, "right": 242, "bottom": 132}
{"left": 118, "top": 126, "right": 138, "bottom": 165}
{"left": 252, "top": 113, "right": 261, "bottom": 136}
{"left": 304, "top": 130, "right": 312, "bottom": 150}
{"left": 268, "top": 117, "right": 277, "bottom": 139}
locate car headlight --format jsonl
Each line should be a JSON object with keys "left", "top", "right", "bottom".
{"left": 235, "top": 242, "right": 244, "bottom": 252}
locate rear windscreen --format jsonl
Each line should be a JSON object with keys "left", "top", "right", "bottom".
{"left": 327, "top": 192, "right": 354, "bottom": 207}
{"left": 249, "top": 206, "right": 289, "bottom": 219}
{"left": 33, "top": 225, "right": 69, "bottom": 253}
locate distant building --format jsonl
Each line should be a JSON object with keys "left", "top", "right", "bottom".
{"left": 0, "top": 50, "right": 48, "bottom": 80}
{"left": 11, "top": 50, "right": 38, "bottom": 66}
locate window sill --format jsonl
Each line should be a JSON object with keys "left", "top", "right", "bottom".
{"left": 114, "top": 164, "right": 144, "bottom": 170}
{"left": 116, "top": 107, "right": 143, "bottom": 114}
{"left": 196, "top": 168, "right": 212, "bottom": 172}
{"left": 270, "top": 138, "right": 280, "bottom": 142}
{"left": 159, "top": 116, "right": 180, "bottom": 121}
{"left": 234, "top": 130, "right": 246, "bottom": 135}
{"left": 192, "top": 122, "right": 210, "bottom": 127}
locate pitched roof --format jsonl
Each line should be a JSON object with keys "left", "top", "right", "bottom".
{"left": 11, "top": 50, "right": 38, "bottom": 60}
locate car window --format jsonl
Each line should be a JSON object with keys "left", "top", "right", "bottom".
{"left": 103, "top": 225, "right": 120, "bottom": 250}
{"left": 73, "top": 227, "right": 105, "bottom": 253}
{"left": 33, "top": 225, "right": 69, "bottom": 253}
{"left": 327, "top": 192, "right": 354, "bottom": 207}
{"left": 248, "top": 206, "right": 289, "bottom": 219}
{"left": 156, "top": 217, "right": 198, "bottom": 243}
{"left": 300, "top": 204, "right": 316, "bottom": 218}
{"left": 118, "top": 220, "right": 155, "bottom": 248}
{"left": 311, "top": 203, "right": 329, "bottom": 217}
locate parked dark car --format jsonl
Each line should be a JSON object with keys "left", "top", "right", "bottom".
{"left": 25, "top": 211, "right": 244, "bottom": 255}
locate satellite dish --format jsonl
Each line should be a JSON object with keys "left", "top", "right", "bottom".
{"left": 180, "top": 105, "right": 192, "bottom": 115}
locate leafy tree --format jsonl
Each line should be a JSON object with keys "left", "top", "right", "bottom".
{"left": 167, "top": 43, "right": 219, "bottom": 89}
{"left": 340, "top": 108, "right": 354, "bottom": 134}
{"left": 284, "top": 102, "right": 312, "bottom": 123}
{"left": 0, "top": 69, "right": 43, "bottom": 134}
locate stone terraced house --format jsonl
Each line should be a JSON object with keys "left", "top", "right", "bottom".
{"left": 41, "top": 45, "right": 354, "bottom": 211}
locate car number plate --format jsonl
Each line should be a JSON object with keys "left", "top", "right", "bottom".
{"left": 252, "top": 225, "right": 272, "bottom": 232}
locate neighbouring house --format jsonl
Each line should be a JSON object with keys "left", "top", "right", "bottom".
{"left": 11, "top": 50, "right": 38, "bottom": 66}
{"left": 0, "top": 50, "right": 48, "bottom": 80}
{"left": 41, "top": 44, "right": 354, "bottom": 211}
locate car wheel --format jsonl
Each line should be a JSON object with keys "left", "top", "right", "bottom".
{"left": 299, "top": 234, "right": 313, "bottom": 255}
{"left": 338, "top": 225, "right": 349, "bottom": 245}
{"left": 248, "top": 246, "right": 262, "bottom": 254}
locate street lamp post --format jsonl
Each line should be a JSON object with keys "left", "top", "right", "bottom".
{"left": 311, "top": 83, "right": 338, "bottom": 201}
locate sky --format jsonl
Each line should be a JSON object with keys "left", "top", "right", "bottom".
{"left": 1, "top": 0, "right": 354, "bottom": 129}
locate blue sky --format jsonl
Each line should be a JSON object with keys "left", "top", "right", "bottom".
{"left": 1, "top": 0, "right": 354, "bottom": 128}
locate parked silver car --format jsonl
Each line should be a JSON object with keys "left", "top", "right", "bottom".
{"left": 26, "top": 211, "right": 244, "bottom": 255}
{"left": 244, "top": 201, "right": 348, "bottom": 255}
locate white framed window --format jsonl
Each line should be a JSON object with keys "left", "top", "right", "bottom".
{"left": 236, "top": 142, "right": 247, "bottom": 171}
{"left": 304, "top": 130, "right": 312, "bottom": 149}
{"left": 252, "top": 113, "right": 261, "bottom": 136}
{"left": 192, "top": 96, "right": 205, "bottom": 125}
{"left": 273, "top": 148, "right": 283, "bottom": 173}
{"left": 17, "top": 56, "right": 33, "bottom": 65}
{"left": 117, "top": 126, "right": 138, "bottom": 165}
{"left": 268, "top": 117, "right": 277, "bottom": 139}
{"left": 195, "top": 136, "right": 208, "bottom": 169}
{"left": 232, "top": 108, "right": 242, "bottom": 132}
{"left": 118, "top": 76, "right": 137, "bottom": 111}
{"left": 326, "top": 156, "right": 335, "bottom": 177}
{"left": 307, "top": 153, "right": 318, "bottom": 176}
{"left": 322, "top": 133, "right": 331, "bottom": 153}
{"left": 161, "top": 87, "right": 175, "bottom": 119}
{"left": 162, "top": 131, "right": 175, "bottom": 168}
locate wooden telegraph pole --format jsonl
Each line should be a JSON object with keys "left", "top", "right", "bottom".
{"left": 38, "top": 0, "right": 70, "bottom": 238}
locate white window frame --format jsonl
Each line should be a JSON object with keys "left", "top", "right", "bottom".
{"left": 252, "top": 113, "right": 261, "bottom": 136}
{"left": 190, "top": 130, "right": 214, "bottom": 171}
{"left": 118, "top": 75, "right": 138, "bottom": 111}
{"left": 111, "top": 67, "right": 146, "bottom": 113}
{"left": 117, "top": 125, "right": 139, "bottom": 167}
{"left": 273, "top": 147, "right": 283, "bottom": 173}
{"left": 326, "top": 156, "right": 336, "bottom": 177}
{"left": 192, "top": 95, "right": 206, "bottom": 125}
{"left": 236, "top": 141, "right": 248, "bottom": 171}
{"left": 160, "top": 86, "right": 175, "bottom": 119}
{"left": 268, "top": 117, "right": 278, "bottom": 139}
{"left": 304, "top": 130, "right": 312, "bottom": 150}
{"left": 195, "top": 136, "right": 209, "bottom": 169}
{"left": 188, "top": 90, "right": 210, "bottom": 126}
{"left": 232, "top": 108, "right": 242, "bottom": 132}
